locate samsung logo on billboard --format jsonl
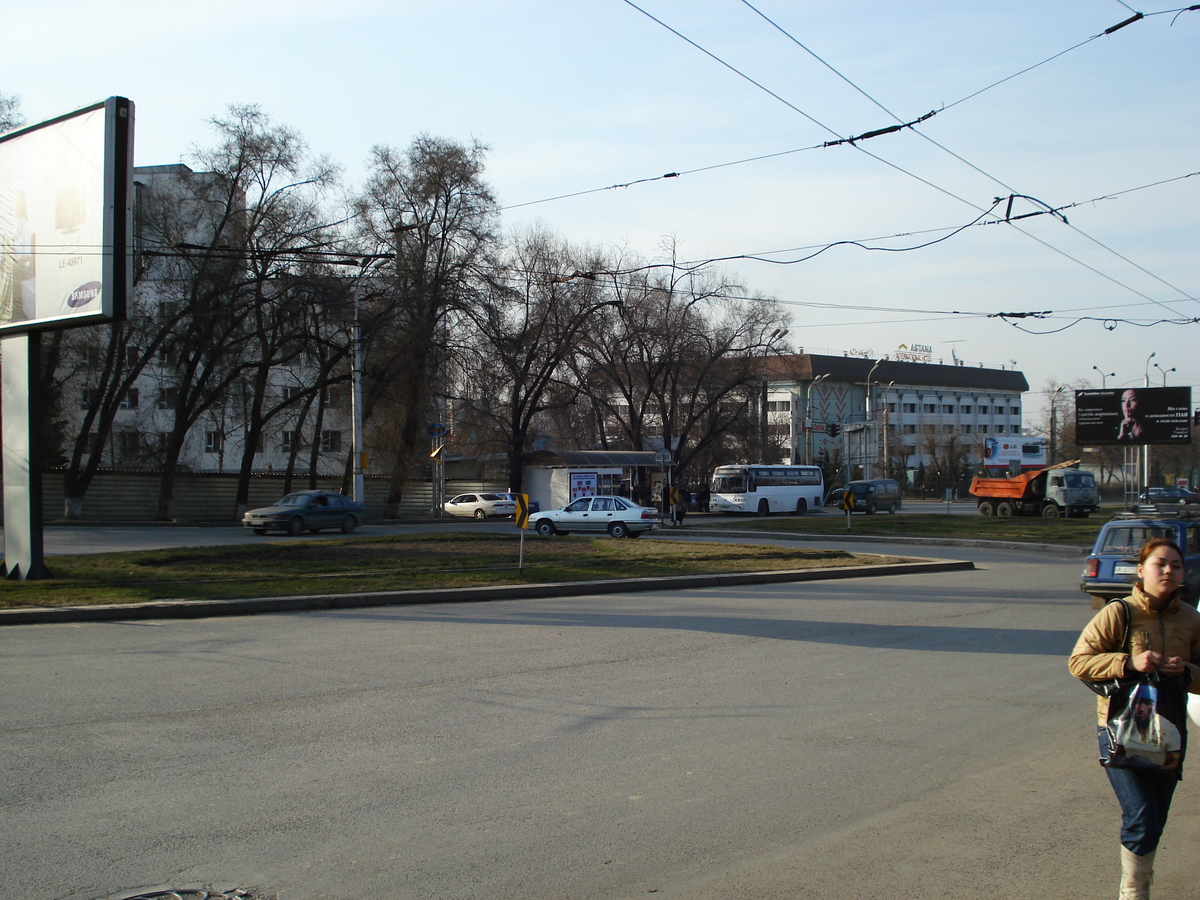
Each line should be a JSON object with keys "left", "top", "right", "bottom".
{"left": 66, "top": 281, "right": 101, "bottom": 308}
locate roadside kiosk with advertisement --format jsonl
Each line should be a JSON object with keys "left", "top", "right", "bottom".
{"left": 522, "top": 449, "right": 665, "bottom": 513}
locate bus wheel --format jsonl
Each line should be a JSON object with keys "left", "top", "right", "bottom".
{"left": 794, "top": 499, "right": 807, "bottom": 515}
{"left": 757, "top": 499, "right": 769, "bottom": 516}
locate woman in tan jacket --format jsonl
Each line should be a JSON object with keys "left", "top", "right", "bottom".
{"left": 1069, "top": 537, "right": 1200, "bottom": 899}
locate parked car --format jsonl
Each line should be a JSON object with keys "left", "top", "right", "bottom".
{"left": 532, "top": 495, "right": 661, "bottom": 538}
{"left": 495, "top": 492, "right": 539, "bottom": 514}
{"left": 1080, "top": 513, "right": 1200, "bottom": 608}
{"left": 443, "top": 493, "right": 518, "bottom": 519}
{"left": 242, "top": 490, "right": 366, "bottom": 536}
{"left": 1138, "top": 486, "right": 1200, "bottom": 504}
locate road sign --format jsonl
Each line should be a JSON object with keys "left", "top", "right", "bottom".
{"left": 654, "top": 448, "right": 672, "bottom": 464}
{"left": 427, "top": 423, "right": 448, "bottom": 437}
{"left": 514, "top": 494, "right": 531, "bottom": 529}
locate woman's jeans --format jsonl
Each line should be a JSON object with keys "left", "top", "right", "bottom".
{"left": 1099, "top": 726, "right": 1179, "bottom": 855}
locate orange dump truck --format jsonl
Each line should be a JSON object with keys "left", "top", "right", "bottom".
{"left": 968, "top": 460, "right": 1099, "bottom": 518}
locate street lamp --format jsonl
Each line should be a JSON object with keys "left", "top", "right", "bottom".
{"left": 1049, "top": 385, "right": 1064, "bottom": 464}
{"left": 865, "top": 358, "right": 883, "bottom": 478}
{"left": 1154, "top": 363, "right": 1176, "bottom": 386}
{"left": 803, "top": 373, "right": 829, "bottom": 465}
{"left": 761, "top": 328, "right": 788, "bottom": 464}
{"left": 1092, "top": 366, "right": 1114, "bottom": 388}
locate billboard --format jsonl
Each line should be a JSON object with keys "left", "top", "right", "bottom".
{"left": 0, "top": 96, "right": 133, "bottom": 333}
{"left": 983, "top": 438, "right": 1047, "bottom": 468}
{"left": 1075, "top": 387, "right": 1192, "bottom": 445}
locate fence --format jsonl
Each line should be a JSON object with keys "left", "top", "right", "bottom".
{"left": 6, "top": 471, "right": 507, "bottom": 523}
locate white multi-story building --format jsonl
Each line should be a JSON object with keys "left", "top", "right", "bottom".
{"left": 65, "top": 163, "right": 355, "bottom": 478}
{"left": 765, "top": 352, "right": 1029, "bottom": 479}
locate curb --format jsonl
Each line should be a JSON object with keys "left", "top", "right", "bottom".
{"left": 0, "top": 558, "right": 973, "bottom": 626}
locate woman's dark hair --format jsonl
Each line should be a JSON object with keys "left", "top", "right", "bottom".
{"left": 1139, "top": 537, "right": 1185, "bottom": 565}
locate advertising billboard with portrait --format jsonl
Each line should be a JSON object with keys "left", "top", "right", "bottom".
{"left": 1075, "top": 387, "right": 1192, "bottom": 445}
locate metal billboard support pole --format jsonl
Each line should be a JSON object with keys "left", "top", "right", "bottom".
{"left": 2, "top": 332, "right": 51, "bottom": 580}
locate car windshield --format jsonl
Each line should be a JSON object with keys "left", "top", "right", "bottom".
{"left": 277, "top": 493, "right": 314, "bottom": 507}
{"left": 1064, "top": 473, "right": 1095, "bottom": 488}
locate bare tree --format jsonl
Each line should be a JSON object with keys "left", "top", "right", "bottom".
{"left": 0, "top": 90, "right": 23, "bottom": 133}
{"left": 351, "top": 135, "right": 498, "bottom": 515}
{"left": 147, "top": 105, "right": 341, "bottom": 519}
{"left": 573, "top": 245, "right": 786, "bottom": 484}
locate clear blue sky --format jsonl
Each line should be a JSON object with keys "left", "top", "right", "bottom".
{"left": 4, "top": 0, "right": 1197, "bottom": 429}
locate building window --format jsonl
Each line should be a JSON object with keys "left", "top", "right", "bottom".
{"left": 767, "top": 400, "right": 790, "bottom": 412}
{"left": 80, "top": 388, "right": 100, "bottom": 410}
{"left": 886, "top": 402, "right": 896, "bottom": 413}
{"left": 118, "top": 430, "right": 141, "bottom": 457}
{"left": 942, "top": 404, "right": 954, "bottom": 414}
{"left": 86, "top": 432, "right": 102, "bottom": 453}
{"left": 282, "top": 385, "right": 303, "bottom": 404}
{"left": 157, "top": 387, "right": 178, "bottom": 410}
{"left": 979, "top": 424, "right": 989, "bottom": 434}
{"left": 978, "top": 405, "right": 989, "bottom": 414}
{"left": 903, "top": 424, "right": 917, "bottom": 434}
{"left": 323, "top": 387, "right": 349, "bottom": 410}
{"left": 1010, "top": 407, "right": 1020, "bottom": 417}
{"left": 205, "top": 431, "right": 223, "bottom": 453}
{"left": 119, "top": 389, "right": 139, "bottom": 409}
{"left": 903, "top": 403, "right": 917, "bottom": 414}
{"left": 961, "top": 405, "right": 972, "bottom": 414}
{"left": 321, "top": 430, "right": 342, "bottom": 453}
{"left": 923, "top": 403, "right": 937, "bottom": 413}
{"left": 282, "top": 431, "right": 298, "bottom": 455}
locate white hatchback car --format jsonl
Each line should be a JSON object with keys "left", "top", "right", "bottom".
{"left": 532, "top": 496, "right": 661, "bottom": 538}
{"left": 443, "top": 493, "right": 518, "bottom": 519}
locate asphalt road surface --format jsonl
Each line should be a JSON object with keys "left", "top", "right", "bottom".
{"left": 3, "top": 542, "right": 1196, "bottom": 900}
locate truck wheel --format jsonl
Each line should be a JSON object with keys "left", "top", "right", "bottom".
{"left": 996, "top": 501, "right": 1014, "bottom": 518}
{"left": 1041, "top": 504, "right": 1061, "bottom": 519}
{"left": 978, "top": 501, "right": 995, "bottom": 517}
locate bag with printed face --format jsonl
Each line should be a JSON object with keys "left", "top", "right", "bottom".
{"left": 1101, "top": 674, "right": 1189, "bottom": 774}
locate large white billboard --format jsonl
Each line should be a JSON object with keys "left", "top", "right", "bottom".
{"left": 0, "top": 97, "right": 133, "bottom": 333}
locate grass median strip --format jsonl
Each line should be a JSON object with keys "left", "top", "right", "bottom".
{"left": 0, "top": 533, "right": 916, "bottom": 609}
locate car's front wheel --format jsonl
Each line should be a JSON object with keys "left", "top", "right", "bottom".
{"left": 341, "top": 515, "right": 357, "bottom": 534}
{"left": 287, "top": 517, "right": 304, "bottom": 536}
{"left": 536, "top": 519, "right": 556, "bottom": 536}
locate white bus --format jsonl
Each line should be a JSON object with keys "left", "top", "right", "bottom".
{"left": 709, "top": 464, "right": 824, "bottom": 516}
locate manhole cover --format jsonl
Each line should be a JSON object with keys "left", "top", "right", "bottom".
{"left": 100, "top": 887, "right": 275, "bottom": 900}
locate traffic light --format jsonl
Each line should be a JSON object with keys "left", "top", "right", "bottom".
{"left": 827, "top": 422, "right": 841, "bottom": 437}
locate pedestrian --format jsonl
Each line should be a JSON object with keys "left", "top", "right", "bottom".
{"left": 1068, "top": 537, "right": 1200, "bottom": 899}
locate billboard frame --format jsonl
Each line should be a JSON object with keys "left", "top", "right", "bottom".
{"left": 0, "top": 95, "right": 133, "bottom": 335}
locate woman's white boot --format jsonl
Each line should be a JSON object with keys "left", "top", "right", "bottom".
{"left": 1119, "top": 846, "right": 1155, "bottom": 899}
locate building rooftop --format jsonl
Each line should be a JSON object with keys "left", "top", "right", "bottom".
{"left": 767, "top": 353, "right": 1029, "bottom": 393}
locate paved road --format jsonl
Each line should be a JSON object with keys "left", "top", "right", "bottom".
{"left": 3, "top": 545, "right": 1194, "bottom": 900}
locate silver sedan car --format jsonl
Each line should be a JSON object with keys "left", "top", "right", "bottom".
{"left": 443, "top": 493, "right": 518, "bottom": 519}
{"left": 532, "top": 495, "right": 661, "bottom": 538}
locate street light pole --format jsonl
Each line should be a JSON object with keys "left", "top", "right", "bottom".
{"left": 865, "top": 358, "right": 883, "bottom": 479}
{"left": 1049, "top": 386, "right": 1064, "bottom": 464}
{"left": 761, "top": 328, "right": 788, "bottom": 464}
{"left": 1092, "top": 366, "right": 1114, "bottom": 388}
{"left": 803, "top": 373, "right": 829, "bottom": 465}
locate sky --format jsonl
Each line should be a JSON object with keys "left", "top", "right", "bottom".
{"left": 3, "top": 0, "right": 1197, "bottom": 431}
